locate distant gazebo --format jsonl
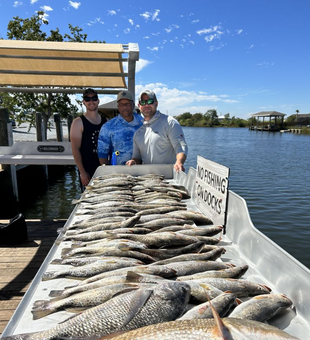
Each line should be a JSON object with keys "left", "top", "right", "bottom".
{"left": 250, "top": 111, "right": 286, "bottom": 131}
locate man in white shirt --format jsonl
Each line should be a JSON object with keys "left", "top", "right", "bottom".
{"left": 126, "top": 89, "right": 188, "bottom": 172}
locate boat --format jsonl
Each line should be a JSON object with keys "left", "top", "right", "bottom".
{"left": 1, "top": 157, "right": 310, "bottom": 339}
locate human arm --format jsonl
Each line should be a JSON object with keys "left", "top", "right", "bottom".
{"left": 97, "top": 124, "right": 111, "bottom": 165}
{"left": 174, "top": 152, "right": 187, "bottom": 172}
{"left": 168, "top": 119, "right": 188, "bottom": 172}
{"left": 99, "top": 157, "right": 108, "bottom": 165}
{"left": 70, "top": 117, "right": 90, "bottom": 186}
{"left": 126, "top": 133, "right": 142, "bottom": 166}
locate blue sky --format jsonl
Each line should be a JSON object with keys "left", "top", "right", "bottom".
{"left": 0, "top": 0, "right": 309, "bottom": 119}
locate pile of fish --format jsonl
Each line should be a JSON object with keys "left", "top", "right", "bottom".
{"left": 3, "top": 173, "right": 299, "bottom": 340}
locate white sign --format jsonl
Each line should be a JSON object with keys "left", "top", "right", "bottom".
{"left": 194, "top": 156, "right": 230, "bottom": 227}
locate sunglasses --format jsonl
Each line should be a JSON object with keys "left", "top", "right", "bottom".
{"left": 139, "top": 98, "right": 155, "bottom": 106}
{"left": 84, "top": 96, "right": 98, "bottom": 102}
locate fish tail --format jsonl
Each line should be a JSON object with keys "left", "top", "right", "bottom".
{"left": 32, "top": 299, "right": 48, "bottom": 308}
{"left": 41, "top": 271, "right": 59, "bottom": 281}
{"left": 61, "top": 247, "right": 73, "bottom": 257}
{"left": 31, "top": 301, "right": 54, "bottom": 320}
{"left": 50, "top": 258, "right": 63, "bottom": 265}
{"left": 48, "top": 289, "right": 64, "bottom": 298}
{"left": 55, "top": 235, "right": 65, "bottom": 245}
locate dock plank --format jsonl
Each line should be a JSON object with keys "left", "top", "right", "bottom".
{"left": 0, "top": 219, "right": 65, "bottom": 335}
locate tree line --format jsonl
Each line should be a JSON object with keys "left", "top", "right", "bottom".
{"left": 175, "top": 110, "right": 249, "bottom": 127}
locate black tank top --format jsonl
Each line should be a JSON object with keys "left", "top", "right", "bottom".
{"left": 80, "top": 115, "right": 106, "bottom": 177}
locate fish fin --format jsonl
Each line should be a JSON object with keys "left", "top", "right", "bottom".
{"left": 236, "top": 298, "right": 243, "bottom": 305}
{"left": 111, "top": 285, "right": 140, "bottom": 298}
{"left": 125, "top": 271, "right": 144, "bottom": 282}
{"left": 65, "top": 307, "right": 87, "bottom": 313}
{"left": 206, "top": 293, "right": 233, "bottom": 339}
{"left": 120, "top": 288, "right": 154, "bottom": 327}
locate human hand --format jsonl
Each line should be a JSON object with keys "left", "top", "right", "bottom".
{"left": 80, "top": 171, "right": 91, "bottom": 186}
{"left": 126, "top": 159, "right": 136, "bottom": 167}
{"left": 174, "top": 161, "right": 185, "bottom": 173}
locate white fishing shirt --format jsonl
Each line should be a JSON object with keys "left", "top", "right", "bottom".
{"left": 132, "top": 111, "right": 188, "bottom": 164}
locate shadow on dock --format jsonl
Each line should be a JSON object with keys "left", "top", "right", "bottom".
{"left": 0, "top": 219, "right": 65, "bottom": 334}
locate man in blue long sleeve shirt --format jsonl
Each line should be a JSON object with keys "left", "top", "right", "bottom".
{"left": 98, "top": 90, "right": 143, "bottom": 165}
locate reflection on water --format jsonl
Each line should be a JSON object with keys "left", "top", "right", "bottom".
{"left": 19, "top": 166, "right": 80, "bottom": 220}
{"left": 19, "top": 127, "right": 310, "bottom": 269}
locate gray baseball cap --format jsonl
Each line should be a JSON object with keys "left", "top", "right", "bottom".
{"left": 139, "top": 89, "right": 157, "bottom": 102}
{"left": 117, "top": 90, "right": 134, "bottom": 102}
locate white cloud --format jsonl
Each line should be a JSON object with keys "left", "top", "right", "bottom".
{"left": 197, "top": 25, "right": 224, "bottom": 43}
{"left": 108, "top": 10, "right": 116, "bottom": 15}
{"left": 152, "top": 9, "right": 160, "bottom": 21}
{"left": 236, "top": 29, "right": 243, "bottom": 35}
{"left": 124, "top": 28, "right": 130, "bottom": 34}
{"left": 147, "top": 46, "right": 159, "bottom": 51}
{"left": 13, "top": 1, "right": 23, "bottom": 7}
{"left": 257, "top": 61, "right": 275, "bottom": 68}
{"left": 140, "top": 10, "right": 160, "bottom": 22}
{"left": 197, "top": 25, "right": 221, "bottom": 35}
{"left": 69, "top": 1, "right": 80, "bottom": 10}
{"left": 87, "top": 18, "right": 104, "bottom": 26}
{"left": 40, "top": 5, "right": 53, "bottom": 11}
{"left": 135, "top": 83, "right": 238, "bottom": 116}
{"left": 129, "top": 19, "right": 134, "bottom": 26}
{"left": 164, "top": 24, "right": 179, "bottom": 33}
{"left": 123, "top": 59, "right": 152, "bottom": 74}
{"left": 140, "top": 12, "right": 151, "bottom": 21}
{"left": 31, "top": 0, "right": 38, "bottom": 4}
{"left": 37, "top": 11, "right": 49, "bottom": 22}
{"left": 192, "top": 19, "right": 199, "bottom": 24}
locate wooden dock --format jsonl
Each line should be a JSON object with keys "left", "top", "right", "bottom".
{"left": 0, "top": 219, "right": 66, "bottom": 335}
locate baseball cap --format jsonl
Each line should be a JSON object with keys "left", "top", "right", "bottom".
{"left": 139, "top": 89, "right": 157, "bottom": 102}
{"left": 83, "top": 88, "right": 98, "bottom": 98}
{"left": 117, "top": 90, "right": 134, "bottom": 102}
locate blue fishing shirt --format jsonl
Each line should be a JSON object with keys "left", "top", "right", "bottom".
{"left": 98, "top": 113, "right": 143, "bottom": 165}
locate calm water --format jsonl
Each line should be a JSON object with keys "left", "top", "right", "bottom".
{"left": 20, "top": 127, "right": 310, "bottom": 269}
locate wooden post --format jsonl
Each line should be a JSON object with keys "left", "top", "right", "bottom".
{"left": 36, "top": 112, "right": 44, "bottom": 141}
{"left": 0, "top": 107, "right": 9, "bottom": 146}
{"left": 54, "top": 113, "right": 63, "bottom": 142}
{"left": 42, "top": 114, "right": 48, "bottom": 141}
{"left": 67, "top": 114, "right": 73, "bottom": 142}
{"left": 0, "top": 107, "right": 19, "bottom": 218}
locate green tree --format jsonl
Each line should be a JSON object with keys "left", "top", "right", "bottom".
{"left": 204, "top": 109, "right": 219, "bottom": 126}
